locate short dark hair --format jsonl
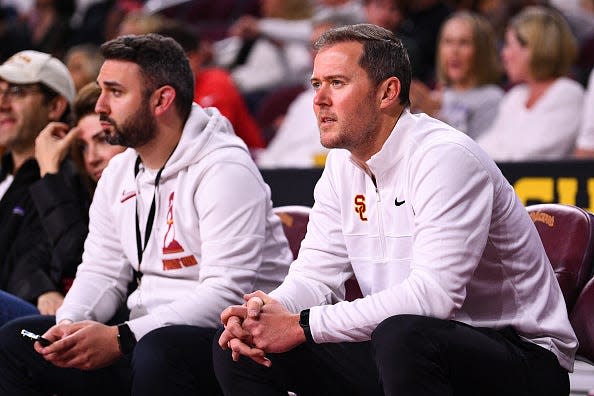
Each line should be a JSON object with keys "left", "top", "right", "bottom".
{"left": 314, "top": 23, "right": 411, "bottom": 107}
{"left": 100, "top": 33, "right": 194, "bottom": 122}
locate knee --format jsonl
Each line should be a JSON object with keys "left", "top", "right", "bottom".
{"left": 372, "top": 315, "right": 430, "bottom": 345}
{"left": 0, "top": 315, "right": 51, "bottom": 352}
{"left": 371, "top": 315, "right": 447, "bottom": 362}
{"left": 132, "top": 327, "right": 173, "bottom": 370}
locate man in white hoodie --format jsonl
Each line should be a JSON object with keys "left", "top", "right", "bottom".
{"left": 0, "top": 33, "right": 292, "bottom": 396}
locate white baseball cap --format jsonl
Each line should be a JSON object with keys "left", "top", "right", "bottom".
{"left": 0, "top": 50, "right": 76, "bottom": 104}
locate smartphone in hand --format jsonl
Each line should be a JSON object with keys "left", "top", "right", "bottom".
{"left": 20, "top": 329, "right": 52, "bottom": 346}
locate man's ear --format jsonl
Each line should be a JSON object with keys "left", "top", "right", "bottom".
{"left": 153, "top": 85, "right": 177, "bottom": 116}
{"left": 379, "top": 77, "right": 401, "bottom": 109}
{"left": 47, "top": 96, "right": 69, "bottom": 121}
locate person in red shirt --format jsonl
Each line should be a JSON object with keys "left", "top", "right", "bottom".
{"left": 158, "top": 24, "right": 266, "bottom": 150}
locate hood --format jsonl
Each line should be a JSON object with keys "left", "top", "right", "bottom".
{"left": 159, "top": 104, "right": 249, "bottom": 180}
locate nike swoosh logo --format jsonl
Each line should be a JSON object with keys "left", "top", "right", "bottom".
{"left": 120, "top": 190, "right": 137, "bottom": 203}
{"left": 395, "top": 198, "right": 405, "bottom": 206}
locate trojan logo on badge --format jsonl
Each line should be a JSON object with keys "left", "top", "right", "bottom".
{"left": 354, "top": 194, "right": 368, "bottom": 221}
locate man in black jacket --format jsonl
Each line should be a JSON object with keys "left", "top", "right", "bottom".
{"left": 0, "top": 50, "right": 88, "bottom": 323}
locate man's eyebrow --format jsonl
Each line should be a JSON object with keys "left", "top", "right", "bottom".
{"left": 98, "top": 80, "right": 124, "bottom": 89}
{"left": 311, "top": 74, "right": 348, "bottom": 82}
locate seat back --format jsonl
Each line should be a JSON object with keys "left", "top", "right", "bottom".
{"left": 273, "top": 205, "right": 311, "bottom": 260}
{"left": 526, "top": 204, "right": 594, "bottom": 311}
{"left": 273, "top": 205, "right": 363, "bottom": 301}
{"left": 570, "top": 277, "right": 594, "bottom": 362}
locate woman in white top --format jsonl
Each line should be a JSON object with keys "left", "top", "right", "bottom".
{"left": 574, "top": 68, "right": 594, "bottom": 159}
{"left": 477, "top": 6, "right": 584, "bottom": 161}
{"left": 409, "top": 11, "right": 504, "bottom": 140}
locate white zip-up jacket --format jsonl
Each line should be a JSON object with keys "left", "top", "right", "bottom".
{"left": 57, "top": 104, "right": 293, "bottom": 339}
{"left": 270, "top": 109, "right": 577, "bottom": 371}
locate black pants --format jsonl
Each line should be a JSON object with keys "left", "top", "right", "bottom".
{"left": 212, "top": 314, "right": 569, "bottom": 396}
{"left": 0, "top": 315, "right": 223, "bottom": 396}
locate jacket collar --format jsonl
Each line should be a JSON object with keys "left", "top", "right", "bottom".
{"left": 359, "top": 108, "right": 415, "bottom": 178}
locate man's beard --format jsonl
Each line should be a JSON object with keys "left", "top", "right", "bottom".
{"left": 100, "top": 104, "right": 157, "bottom": 148}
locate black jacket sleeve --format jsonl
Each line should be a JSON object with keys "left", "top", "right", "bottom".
{"left": 2, "top": 197, "right": 57, "bottom": 302}
{"left": 29, "top": 160, "right": 90, "bottom": 290}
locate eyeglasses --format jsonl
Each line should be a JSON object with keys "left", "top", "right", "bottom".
{"left": 0, "top": 85, "right": 42, "bottom": 101}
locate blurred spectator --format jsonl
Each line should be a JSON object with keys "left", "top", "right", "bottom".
{"left": 131, "top": 0, "right": 261, "bottom": 43}
{"left": 464, "top": 0, "right": 538, "bottom": 46}
{"left": 116, "top": 8, "right": 165, "bottom": 36}
{"left": 364, "top": 0, "right": 404, "bottom": 29}
{"left": 1, "top": 0, "right": 33, "bottom": 16}
{"left": 213, "top": 0, "right": 314, "bottom": 111}
{"left": 65, "top": 44, "right": 103, "bottom": 92}
{"left": 25, "top": 0, "right": 76, "bottom": 58}
{"left": 410, "top": 11, "right": 503, "bottom": 140}
{"left": 103, "top": 0, "right": 145, "bottom": 40}
{"left": 232, "top": 0, "right": 364, "bottom": 45}
{"left": 363, "top": 0, "right": 421, "bottom": 86}
{"left": 574, "top": 68, "right": 594, "bottom": 158}
{"left": 68, "top": 0, "right": 115, "bottom": 47}
{"left": 256, "top": 13, "right": 353, "bottom": 168}
{"left": 549, "top": 0, "right": 594, "bottom": 85}
{"left": 158, "top": 24, "right": 266, "bottom": 150}
{"left": 0, "top": 50, "right": 86, "bottom": 323}
{"left": 478, "top": 6, "right": 584, "bottom": 161}
{"left": 0, "top": 6, "right": 32, "bottom": 62}
{"left": 398, "top": 0, "right": 453, "bottom": 82}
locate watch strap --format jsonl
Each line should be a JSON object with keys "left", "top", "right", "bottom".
{"left": 299, "top": 309, "right": 314, "bottom": 343}
{"left": 117, "top": 323, "right": 137, "bottom": 355}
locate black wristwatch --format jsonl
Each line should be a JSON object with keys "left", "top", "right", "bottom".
{"left": 299, "top": 309, "right": 314, "bottom": 343}
{"left": 117, "top": 323, "right": 137, "bottom": 355}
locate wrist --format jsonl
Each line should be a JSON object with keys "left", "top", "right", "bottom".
{"left": 39, "top": 164, "right": 59, "bottom": 177}
{"left": 299, "top": 309, "right": 314, "bottom": 343}
{"left": 116, "top": 323, "right": 137, "bottom": 355}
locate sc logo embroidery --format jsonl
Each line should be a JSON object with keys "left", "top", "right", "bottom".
{"left": 354, "top": 194, "right": 368, "bottom": 221}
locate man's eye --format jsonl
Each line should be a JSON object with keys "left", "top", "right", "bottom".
{"left": 331, "top": 80, "right": 343, "bottom": 87}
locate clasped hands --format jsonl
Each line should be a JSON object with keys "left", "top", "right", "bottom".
{"left": 218, "top": 290, "right": 306, "bottom": 367}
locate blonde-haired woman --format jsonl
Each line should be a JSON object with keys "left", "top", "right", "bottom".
{"left": 410, "top": 11, "right": 503, "bottom": 140}
{"left": 478, "top": 6, "right": 584, "bottom": 161}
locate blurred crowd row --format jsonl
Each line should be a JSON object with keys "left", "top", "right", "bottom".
{"left": 1, "top": 0, "right": 593, "bottom": 168}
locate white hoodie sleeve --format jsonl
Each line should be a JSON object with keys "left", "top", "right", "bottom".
{"left": 56, "top": 175, "right": 132, "bottom": 324}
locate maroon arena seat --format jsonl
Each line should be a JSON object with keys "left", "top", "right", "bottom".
{"left": 526, "top": 203, "right": 594, "bottom": 311}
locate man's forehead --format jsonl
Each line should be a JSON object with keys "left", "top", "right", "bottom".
{"left": 313, "top": 42, "right": 363, "bottom": 75}
{"left": 97, "top": 60, "right": 141, "bottom": 85}
{"left": 315, "top": 42, "right": 362, "bottom": 62}
{"left": 99, "top": 59, "right": 140, "bottom": 76}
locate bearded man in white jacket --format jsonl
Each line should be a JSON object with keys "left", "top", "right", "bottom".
{"left": 214, "top": 24, "right": 576, "bottom": 396}
{"left": 0, "top": 34, "right": 292, "bottom": 396}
